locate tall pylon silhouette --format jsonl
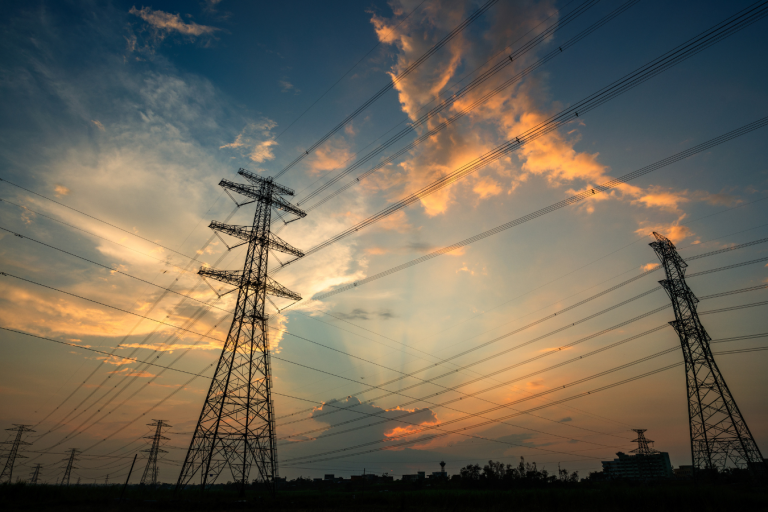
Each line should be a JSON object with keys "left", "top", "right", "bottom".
{"left": 630, "top": 429, "right": 659, "bottom": 456}
{"left": 651, "top": 232, "right": 766, "bottom": 476}
{"left": 177, "top": 169, "right": 305, "bottom": 494}
{"left": 1, "top": 424, "right": 34, "bottom": 483}
{"left": 140, "top": 420, "right": 170, "bottom": 485}
{"left": 60, "top": 448, "right": 79, "bottom": 486}
{"left": 30, "top": 464, "right": 42, "bottom": 485}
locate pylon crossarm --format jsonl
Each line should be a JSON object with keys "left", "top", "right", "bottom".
{"left": 271, "top": 194, "right": 306, "bottom": 218}
{"left": 266, "top": 276, "right": 301, "bottom": 301}
{"left": 268, "top": 232, "right": 304, "bottom": 257}
{"left": 237, "top": 169, "right": 295, "bottom": 196}
{"left": 209, "top": 221, "right": 256, "bottom": 243}
{"left": 219, "top": 179, "right": 305, "bottom": 218}
{"left": 219, "top": 179, "right": 269, "bottom": 202}
{"left": 198, "top": 268, "right": 244, "bottom": 288}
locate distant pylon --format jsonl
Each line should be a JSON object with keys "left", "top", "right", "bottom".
{"left": 0, "top": 424, "right": 34, "bottom": 483}
{"left": 60, "top": 448, "right": 79, "bottom": 486}
{"left": 140, "top": 420, "right": 170, "bottom": 486}
{"left": 30, "top": 464, "right": 42, "bottom": 484}
{"left": 630, "top": 429, "right": 659, "bottom": 456}
{"left": 177, "top": 169, "right": 306, "bottom": 495}
{"left": 651, "top": 232, "right": 767, "bottom": 476}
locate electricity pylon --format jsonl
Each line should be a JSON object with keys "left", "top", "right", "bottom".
{"left": 630, "top": 429, "right": 658, "bottom": 456}
{"left": 30, "top": 464, "right": 42, "bottom": 484}
{"left": 140, "top": 420, "right": 170, "bottom": 485}
{"left": 1, "top": 424, "right": 34, "bottom": 483}
{"left": 60, "top": 448, "right": 79, "bottom": 486}
{"left": 651, "top": 232, "right": 766, "bottom": 476}
{"left": 177, "top": 169, "right": 305, "bottom": 494}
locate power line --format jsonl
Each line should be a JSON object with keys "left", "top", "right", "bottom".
{"left": 6, "top": 257, "right": 621, "bottom": 461}
{"left": 289, "top": 0, "right": 585, "bottom": 200}
{"left": 296, "top": 0, "right": 630, "bottom": 209}
{"left": 0, "top": 327, "right": 212, "bottom": 379}
{"left": 0, "top": 272, "right": 223, "bottom": 343}
{"left": 273, "top": 0, "right": 502, "bottom": 178}
{"left": 0, "top": 226, "right": 231, "bottom": 314}
{"left": 272, "top": 0, "right": 431, "bottom": 142}
{"left": 28, "top": 208, "right": 241, "bottom": 437}
{"left": 276, "top": 237, "right": 768, "bottom": 422}
{"left": 0, "top": 198, "right": 194, "bottom": 274}
{"left": 277, "top": 286, "right": 768, "bottom": 443}
{"left": 273, "top": 4, "right": 768, "bottom": 272}
{"left": 283, "top": 342, "right": 768, "bottom": 465}
{"left": 0, "top": 177, "right": 195, "bottom": 260}
{"left": 12, "top": 209, "right": 768, "bottom": 464}
{"left": 310, "top": 115, "right": 768, "bottom": 299}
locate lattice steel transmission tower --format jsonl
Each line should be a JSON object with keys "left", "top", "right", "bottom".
{"left": 30, "top": 464, "right": 42, "bottom": 485}
{"left": 60, "top": 449, "right": 79, "bottom": 486}
{"left": 177, "top": 169, "right": 305, "bottom": 494}
{"left": 630, "top": 429, "right": 659, "bottom": 456}
{"left": 650, "top": 232, "right": 766, "bottom": 476}
{"left": 141, "top": 420, "right": 170, "bottom": 485}
{"left": 1, "top": 424, "right": 34, "bottom": 483}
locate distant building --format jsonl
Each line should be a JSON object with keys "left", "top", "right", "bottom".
{"left": 431, "top": 461, "right": 448, "bottom": 479}
{"left": 401, "top": 472, "right": 426, "bottom": 482}
{"left": 674, "top": 465, "right": 693, "bottom": 478}
{"left": 600, "top": 429, "right": 674, "bottom": 480}
{"left": 324, "top": 474, "right": 334, "bottom": 481}
{"left": 602, "top": 451, "right": 673, "bottom": 480}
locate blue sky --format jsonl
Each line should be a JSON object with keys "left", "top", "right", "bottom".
{"left": 1, "top": 0, "right": 767, "bottom": 483}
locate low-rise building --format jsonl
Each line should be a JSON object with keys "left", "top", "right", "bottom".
{"left": 600, "top": 429, "right": 674, "bottom": 480}
{"left": 602, "top": 451, "right": 673, "bottom": 480}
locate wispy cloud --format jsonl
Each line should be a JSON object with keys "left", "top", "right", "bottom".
{"left": 333, "top": 308, "right": 397, "bottom": 321}
{"left": 220, "top": 120, "right": 279, "bottom": 164}
{"left": 279, "top": 77, "right": 300, "bottom": 95}
{"left": 129, "top": 7, "right": 219, "bottom": 37}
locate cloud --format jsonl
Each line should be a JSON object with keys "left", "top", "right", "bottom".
{"left": 279, "top": 77, "right": 300, "bottom": 95}
{"left": 129, "top": 7, "right": 219, "bottom": 37}
{"left": 363, "top": 0, "right": 726, "bottom": 241}
{"left": 54, "top": 185, "right": 71, "bottom": 197}
{"left": 91, "top": 120, "right": 105, "bottom": 131}
{"left": 631, "top": 186, "right": 689, "bottom": 212}
{"left": 640, "top": 263, "right": 659, "bottom": 272}
{"left": 108, "top": 367, "right": 155, "bottom": 378}
{"left": 559, "top": 417, "right": 572, "bottom": 423}
{"left": 278, "top": 396, "right": 439, "bottom": 455}
{"left": 220, "top": 120, "right": 279, "bottom": 164}
{"left": 472, "top": 176, "right": 502, "bottom": 199}
{"left": 634, "top": 221, "right": 693, "bottom": 243}
{"left": 333, "top": 308, "right": 397, "bottom": 321}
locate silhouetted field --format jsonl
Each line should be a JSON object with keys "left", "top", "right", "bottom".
{"left": 1, "top": 481, "right": 767, "bottom": 511}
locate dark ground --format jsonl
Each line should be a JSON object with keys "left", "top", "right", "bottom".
{"left": 2, "top": 482, "right": 768, "bottom": 512}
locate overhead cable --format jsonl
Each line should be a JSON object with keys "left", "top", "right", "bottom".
{"left": 275, "top": 3, "right": 768, "bottom": 273}
{"left": 312, "top": 115, "right": 768, "bottom": 299}
{"left": 297, "top": 0, "right": 634, "bottom": 209}
{"left": 273, "top": 0, "right": 502, "bottom": 178}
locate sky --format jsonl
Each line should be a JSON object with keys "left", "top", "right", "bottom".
{"left": 1, "top": 0, "right": 767, "bottom": 484}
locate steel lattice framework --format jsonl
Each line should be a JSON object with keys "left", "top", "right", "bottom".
{"left": 30, "top": 464, "right": 42, "bottom": 485}
{"left": 630, "top": 429, "right": 659, "bottom": 456}
{"left": 650, "top": 232, "right": 766, "bottom": 476}
{"left": 0, "top": 424, "right": 33, "bottom": 483}
{"left": 141, "top": 420, "right": 170, "bottom": 486}
{"left": 177, "top": 169, "right": 305, "bottom": 494}
{"left": 60, "top": 448, "right": 79, "bottom": 486}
